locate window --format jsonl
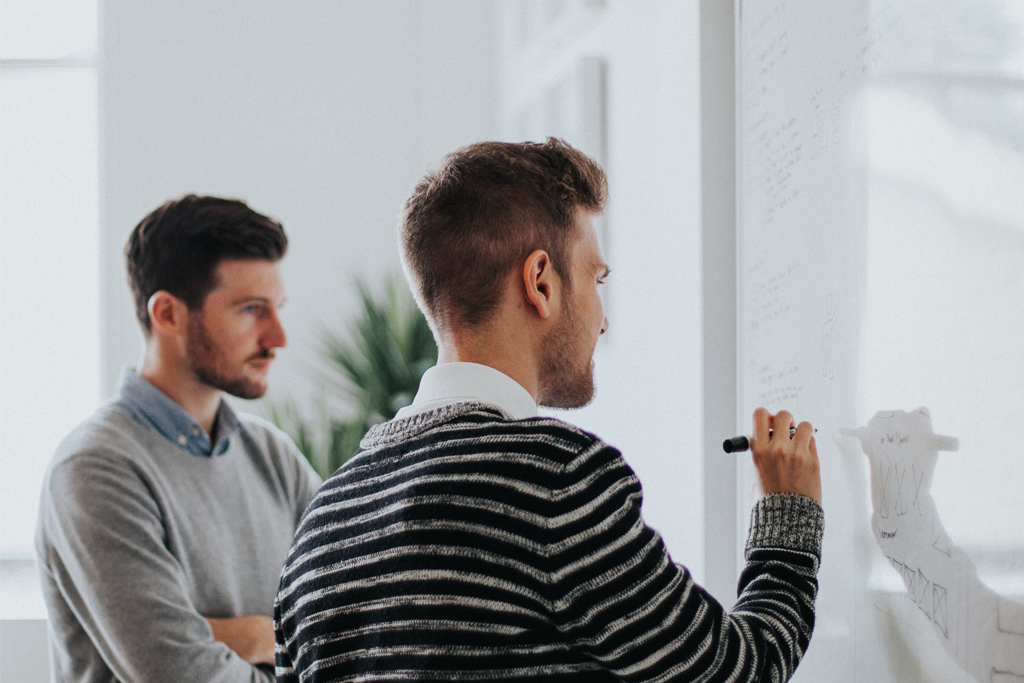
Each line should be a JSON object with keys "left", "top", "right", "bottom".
{"left": 0, "top": 0, "right": 100, "bottom": 619}
{"left": 860, "top": 0, "right": 1024, "bottom": 595}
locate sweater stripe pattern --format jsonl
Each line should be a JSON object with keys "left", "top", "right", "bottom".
{"left": 275, "top": 404, "right": 823, "bottom": 683}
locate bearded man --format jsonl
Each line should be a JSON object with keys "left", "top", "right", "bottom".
{"left": 275, "top": 139, "right": 823, "bottom": 683}
{"left": 36, "top": 195, "right": 321, "bottom": 683}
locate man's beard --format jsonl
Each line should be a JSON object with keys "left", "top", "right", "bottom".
{"left": 538, "top": 292, "right": 596, "bottom": 410}
{"left": 185, "top": 315, "right": 270, "bottom": 400}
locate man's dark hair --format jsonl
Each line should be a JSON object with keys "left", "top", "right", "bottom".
{"left": 400, "top": 138, "right": 607, "bottom": 333}
{"left": 125, "top": 194, "right": 288, "bottom": 333}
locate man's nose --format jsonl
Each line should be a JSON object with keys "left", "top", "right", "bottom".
{"left": 264, "top": 310, "right": 287, "bottom": 349}
{"left": 600, "top": 316, "right": 609, "bottom": 335}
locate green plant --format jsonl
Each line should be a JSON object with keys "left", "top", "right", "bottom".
{"left": 267, "top": 276, "right": 437, "bottom": 479}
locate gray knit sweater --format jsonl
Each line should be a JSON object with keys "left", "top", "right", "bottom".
{"left": 275, "top": 403, "right": 823, "bottom": 682}
{"left": 36, "top": 406, "right": 321, "bottom": 683}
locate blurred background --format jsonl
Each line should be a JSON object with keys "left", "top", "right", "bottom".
{"left": 1, "top": 2, "right": 708, "bottom": 677}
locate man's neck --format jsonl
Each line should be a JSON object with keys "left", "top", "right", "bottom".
{"left": 139, "top": 353, "right": 221, "bottom": 436}
{"left": 437, "top": 331, "right": 540, "bottom": 406}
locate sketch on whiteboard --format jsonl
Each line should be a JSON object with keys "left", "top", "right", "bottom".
{"left": 997, "top": 599, "right": 1024, "bottom": 638}
{"left": 840, "top": 408, "right": 1024, "bottom": 682}
{"left": 821, "top": 293, "right": 838, "bottom": 379}
{"left": 886, "top": 556, "right": 950, "bottom": 637}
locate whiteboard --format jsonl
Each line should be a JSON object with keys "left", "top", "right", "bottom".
{"left": 737, "top": 1, "right": 1024, "bottom": 681}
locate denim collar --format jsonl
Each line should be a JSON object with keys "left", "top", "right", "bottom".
{"left": 111, "top": 368, "right": 241, "bottom": 456}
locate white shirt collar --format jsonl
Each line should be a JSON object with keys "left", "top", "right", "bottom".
{"left": 394, "top": 362, "right": 538, "bottom": 421}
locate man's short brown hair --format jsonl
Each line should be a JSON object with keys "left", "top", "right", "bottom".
{"left": 400, "top": 138, "right": 607, "bottom": 332}
{"left": 125, "top": 195, "right": 287, "bottom": 333}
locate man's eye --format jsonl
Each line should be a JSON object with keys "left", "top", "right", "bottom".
{"left": 244, "top": 305, "right": 260, "bottom": 315}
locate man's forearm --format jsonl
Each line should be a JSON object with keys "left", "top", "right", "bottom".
{"left": 734, "top": 494, "right": 823, "bottom": 680}
{"left": 206, "top": 616, "right": 276, "bottom": 666}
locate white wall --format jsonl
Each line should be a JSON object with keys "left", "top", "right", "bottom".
{"left": 100, "top": 0, "right": 496, "bottom": 411}
{"left": 495, "top": 0, "right": 706, "bottom": 582}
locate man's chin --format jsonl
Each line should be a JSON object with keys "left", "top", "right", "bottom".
{"left": 230, "top": 374, "right": 269, "bottom": 400}
{"left": 539, "top": 376, "right": 596, "bottom": 411}
{"left": 540, "top": 394, "right": 595, "bottom": 411}
{"left": 229, "top": 383, "right": 268, "bottom": 400}
{"left": 198, "top": 371, "right": 268, "bottom": 400}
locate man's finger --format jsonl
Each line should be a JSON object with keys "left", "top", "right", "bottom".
{"left": 752, "top": 407, "right": 771, "bottom": 452}
{"left": 793, "top": 421, "right": 814, "bottom": 450}
{"left": 772, "top": 411, "right": 794, "bottom": 448}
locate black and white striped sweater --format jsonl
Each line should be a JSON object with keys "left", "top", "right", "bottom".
{"left": 274, "top": 403, "right": 823, "bottom": 682}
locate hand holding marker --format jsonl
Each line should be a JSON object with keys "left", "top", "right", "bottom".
{"left": 723, "top": 427, "right": 817, "bottom": 453}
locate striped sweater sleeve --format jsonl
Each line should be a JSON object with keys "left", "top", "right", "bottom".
{"left": 550, "top": 438, "right": 822, "bottom": 683}
{"left": 275, "top": 619, "right": 297, "bottom": 683}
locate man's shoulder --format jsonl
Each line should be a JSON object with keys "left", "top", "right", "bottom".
{"left": 236, "top": 410, "right": 295, "bottom": 446}
{"left": 233, "top": 411, "right": 319, "bottom": 490}
{"left": 233, "top": 411, "right": 306, "bottom": 463}
{"left": 39, "top": 406, "right": 165, "bottom": 523}
{"left": 507, "top": 414, "right": 607, "bottom": 453}
{"left": 49, "top": 404, "right": 153, "bottom": 471}
{"left": 359, "top": 403, "right": 611, "bottom": 467}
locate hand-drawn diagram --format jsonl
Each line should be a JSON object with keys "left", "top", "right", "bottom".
{"left": 821, "top": 292, "right": 838, "bottom": 379}
{"left": 990, "top": 597, "right": 1024, "bottom": 681}
{"left": 885, "top": 556, "right": 949, "bottom": 637}
{"left": 841, "top": 408, "right": 1024, "bottom": 683}
{"left": 998, "top": 598, "right": 1024, "bottom": 638}
{"left": 875, "top": 458, "right": 926, "bottom": 527}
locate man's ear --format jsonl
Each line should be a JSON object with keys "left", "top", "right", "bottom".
{"left": 147, "top": 291, "right": 189, "bottom": 337}
{"left": 522, "top": 250, "right": 558, "bottom": 320}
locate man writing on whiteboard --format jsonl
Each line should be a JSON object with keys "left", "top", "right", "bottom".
{"left": 275, "top": 139, "right": 823, "bottom": 682}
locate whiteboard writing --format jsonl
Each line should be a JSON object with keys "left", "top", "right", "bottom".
{"left": 840, "top": 408, "right": 1024, "bottom": 682}
{"left": 748, "top": 261, "right": 800, "bottom": 333}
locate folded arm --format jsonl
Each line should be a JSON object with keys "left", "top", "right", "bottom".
{"left": 206, "top": 616, "right": 275, "bottom": 666}
{"left": 41, "top": 454, "right": 274, "bottom": 683}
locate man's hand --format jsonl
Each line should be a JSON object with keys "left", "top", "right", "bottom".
{"left": 750, "top": 407, "right": 822, "bottom": 504}
{"left": 205, "top": 615, "right": 276, "bottom": 666}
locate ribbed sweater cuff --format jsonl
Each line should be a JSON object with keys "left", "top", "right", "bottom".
{"left": 746, "top": 493, "right": 823, "bottom": 557}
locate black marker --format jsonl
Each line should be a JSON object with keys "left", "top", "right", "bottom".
{"left": 722, "top": 427, "right": 816, "bottom": 453}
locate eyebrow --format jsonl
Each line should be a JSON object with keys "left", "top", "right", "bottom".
{"left": 231, "top": 296, "right": 285, "bottom": 308}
